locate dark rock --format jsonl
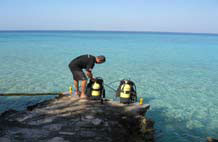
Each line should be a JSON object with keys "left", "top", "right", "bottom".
{"left": 0, "top": 109, "right": 17, "bottom": 118}
{"left": 92, "top": 118, "right": 103, "bottom": 125}
{"left": 47, "top": 137, "right": 69, "bottom": 142}
{"left": 59, "top": 131, "right": 75, "bottom": 135}
{"left": 0, "top": 95, "right": 154, "bottom": 142}
{"left": 8, "top": 128, "right": 49, "bottom": 138}
{"left": 80, "top": 131, "right": 97, "bottom": 137}
{"left": 208, "top": 137, "right": 218, "bottom": 142}
{"left": 0, "top": 137, "right": 11, "bottom": 142}
{"left": 43, "top": 124, "right": 62, "bottom": 131}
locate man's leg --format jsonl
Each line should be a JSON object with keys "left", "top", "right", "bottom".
{"left": 80, "top": 80, "right": 87, "bottom": 98}
{"left": 71, "top": 70, "right": 87, "bottom": 98}
{"left": 74, "top": 80, "right": 80, "bottom": 96}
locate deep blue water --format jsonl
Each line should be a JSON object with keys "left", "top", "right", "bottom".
{"left": 0, "top": 31, "right": 218, "bottom": 142}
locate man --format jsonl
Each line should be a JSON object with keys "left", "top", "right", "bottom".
{"left": 69, "top": 54, "right": 106, "bottom": 99}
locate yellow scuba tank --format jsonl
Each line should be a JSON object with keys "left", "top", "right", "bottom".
{"left": 116, "top": 79, "right": 137, "bottom": 104}
{"left": 91, "top": 82, "right": 101, "bottom": 97}
{"left": 86, "top": 77, "right": 105, "bottom": 100}
{"left": 120, "top": 83, "right": 131, "bottom": 99}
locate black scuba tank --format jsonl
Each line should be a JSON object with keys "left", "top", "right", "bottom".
{"left": 116, "top": 80, "right": 137, "bottom": 104}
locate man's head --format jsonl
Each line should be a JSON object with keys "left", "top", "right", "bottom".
{"left": 96, "top": 55, "right": 106, "bottom": 64}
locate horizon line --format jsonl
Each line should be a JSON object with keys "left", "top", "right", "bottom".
{"left": 0, "top": 29, "right": 218, "bottom": 35}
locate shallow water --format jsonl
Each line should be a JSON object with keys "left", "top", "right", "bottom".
{"left": 0, "top": 31, "right": 218, "bottom": 141}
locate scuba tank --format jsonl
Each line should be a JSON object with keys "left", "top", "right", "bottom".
{"left": 86, "top": 77, "right": 105, "bottom": 100}
{"left": 116, "top": 80, "right": 137, "bottom": 104}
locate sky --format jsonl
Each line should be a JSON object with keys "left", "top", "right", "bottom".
{"left": 0, "top": 0, "right": 218, "bottom": 33}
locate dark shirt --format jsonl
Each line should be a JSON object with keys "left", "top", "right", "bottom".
{"left": 69, "top": 54, "right": 96, "bottom": 71}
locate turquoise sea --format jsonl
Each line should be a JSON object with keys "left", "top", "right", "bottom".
{"left": 0, "top": 31, "right": 218, "bottom": 142}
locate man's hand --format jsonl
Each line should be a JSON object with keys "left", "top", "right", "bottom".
{"left": 86, "top": 71, "right": 94, "bottom": 80}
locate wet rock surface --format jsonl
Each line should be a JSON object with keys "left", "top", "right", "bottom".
{"left": 0, "top": 95, "right": 154, "bottom": 142}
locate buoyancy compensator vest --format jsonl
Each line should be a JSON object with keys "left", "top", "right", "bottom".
{"left": 86, "top": 77, "right": 105, "bottom": 100}
{"left": 116, "top": 80, "right": 137, "bottom": 104}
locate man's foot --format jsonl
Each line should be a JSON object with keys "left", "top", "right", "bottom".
{"left": 75, "top": 91, "right": 81, "bottom": 96}
{"left": 80, "top": 94, "right": 88, "bottom": 99}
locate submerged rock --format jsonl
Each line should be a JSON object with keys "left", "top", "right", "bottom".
{"left": 0, "top": 95, "right": 154, "bottom": 142}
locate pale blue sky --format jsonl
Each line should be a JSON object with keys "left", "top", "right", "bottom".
{"left": 0, "top": 0, "right": 218, "bottom": 33}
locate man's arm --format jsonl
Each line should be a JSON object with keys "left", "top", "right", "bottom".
{"left": 86, "top": 58, "right": 95, "bottom": 80}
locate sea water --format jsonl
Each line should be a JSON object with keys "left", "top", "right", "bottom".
{"left": 0, "top": 31, "right": 218, "bottom": 142}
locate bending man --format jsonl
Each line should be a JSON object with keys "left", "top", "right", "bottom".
{"left": 68, "top": 54, "right": 106, "bottom": 99}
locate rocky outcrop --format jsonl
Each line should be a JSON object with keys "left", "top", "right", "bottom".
{"left": 0, "top": 95, "right": 154, "bottom": 142}
{"left": 207, "top": 137, "right": 218, "bottom": 142}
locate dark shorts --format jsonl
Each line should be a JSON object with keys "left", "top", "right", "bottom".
{"left": 69, "top": 68, "right": 87, "bottom": 81}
